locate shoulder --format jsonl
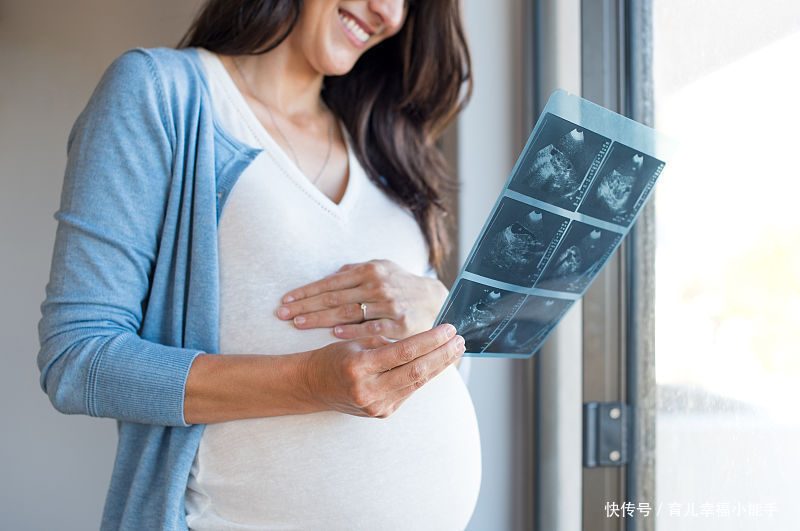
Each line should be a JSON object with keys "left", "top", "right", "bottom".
{"left": 76, "top": 48, "right": 209, "bottom": 146}
{"left": 100, "top": 47, "right": 206, "bottom": 105}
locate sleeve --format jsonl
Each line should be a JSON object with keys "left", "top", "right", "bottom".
{"left": 37, "top": 49, "right": 202, "bottom": 427}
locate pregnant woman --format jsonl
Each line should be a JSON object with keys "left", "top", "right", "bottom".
{"left": 37, "top": 0, "right": 481, "bottom": 529}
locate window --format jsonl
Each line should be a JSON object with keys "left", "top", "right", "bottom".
{"left": 653, "top": 2, "right": 800, "bottom": 529}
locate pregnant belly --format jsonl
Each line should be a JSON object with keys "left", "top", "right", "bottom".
{"left": 185, "top": 366, "right": 482, "bottom": 531}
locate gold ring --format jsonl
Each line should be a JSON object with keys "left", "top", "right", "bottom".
{"left": 360, "top": 303, "right": 368, "bottom": 322}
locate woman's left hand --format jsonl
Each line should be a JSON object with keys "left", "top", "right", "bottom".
{"left": 277, "top": 260, "right": 449, "bottom": 340}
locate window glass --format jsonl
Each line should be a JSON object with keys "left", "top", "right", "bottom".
{"left": 653, "top": 1, "right": 800, "bottom": 529}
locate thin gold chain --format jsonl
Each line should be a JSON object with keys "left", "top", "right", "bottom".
{"left": 232, "top": 56, "right": 334, "bottom": 184}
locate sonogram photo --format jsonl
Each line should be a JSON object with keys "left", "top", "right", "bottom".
{"left": 483, "top": 295, "right": 572, "bottom": 355}
{"left": 439, "top": 279, "right": 527, "bottom": 354}
{"left": 535, "top": 221, "right": 622, "bottom": 293}
{"left": 508, "top": 113, "right": 610, "bottom": 210}
{"left": 577, "top": 142, "right": 665, "bottom": 226}
{"left": 466, "top": 197, "right": 569, "bottom": 287}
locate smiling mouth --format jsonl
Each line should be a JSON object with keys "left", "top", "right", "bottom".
{"left": 338, "top": 9, "right": 371, "bottom": 44}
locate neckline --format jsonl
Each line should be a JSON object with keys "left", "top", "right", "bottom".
{"left": 197, "top": 48, "right": 360, "bottom": 214}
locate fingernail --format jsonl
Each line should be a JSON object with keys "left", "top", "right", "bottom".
{"left": 283, "top": 295, "right": 295, "bottom": 303}
{"left": 334, "top": 326, "right": 343, "bottom": 335}
{"left": 443, "top": 323, "right": 457, "bottom": 336}
{"left": 294, "top": 316, "right": 306, "bottom": 326}
{"left": 277, "top": 307, "right": 290, "bottom": 319}
{"left": 456, "top": 335, "right": 465, "bottom": 347}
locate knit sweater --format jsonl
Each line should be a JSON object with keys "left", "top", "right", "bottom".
{"left": 38, "top": 47, "right": 260, "bottom": 530}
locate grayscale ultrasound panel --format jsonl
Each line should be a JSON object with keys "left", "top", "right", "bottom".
{"left": 434, "top": 90, "right": 674, "bottom": 358}
{"left": 465, "top": 197, "right": 570, "bottom": 287}
{"left": 508, "top": 113, "right": 611, "bottom": 210}
{"left": 577, "top": 143, "right": 665, "bottom": 226}
{"left": 535, "top": 221, "right": 622, "bottom": 293}
{"left": 438, "top": 279, "right": 527, "bottom": 354}
{"left": 484, "top": 296, "right": 572, "bottom": 356}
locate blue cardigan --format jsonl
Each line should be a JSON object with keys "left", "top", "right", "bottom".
{"left": 38, "top": 47, "right": 260, "bottom": 530}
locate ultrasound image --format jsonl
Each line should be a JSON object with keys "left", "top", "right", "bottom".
{"left": 509, "top": 114, "right": 610, "bottom": 210}
{"left": 435, "top": 91, "right": 671, "bottom": 359}
{"left": 535, "top": 221, "right": 621, "bottom": 293}
{"left": 484, "top": 296, "right": 572, "bottom": 355}
{"left": 578, "top": 142, "right": 665, "bottom": 225}
{"left": 466, "top": 197, "right": 569, "bottom": 287}
{"left": 439, "top": 279, "right": 526, "bottom": 354}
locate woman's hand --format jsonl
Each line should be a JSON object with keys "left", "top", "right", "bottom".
{"left": 303, "top": 324, "right": 464, "bottom": 418}
{"left": 184, "top": 324, "right": 463, "bottom": 424}
{"left": 277, "top": 260, "right": 449, "bottom": 340}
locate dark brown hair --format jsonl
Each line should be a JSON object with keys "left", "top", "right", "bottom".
{"left": 179, "top": 0, "right": 472, "bottom": 272}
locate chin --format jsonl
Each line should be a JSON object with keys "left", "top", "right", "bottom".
{"left": 312, "top": 42, "right": 370, "bottom": 76}
{"left": 325, "top": 63, "right": 357, "bottom": 76}
{"left": 318, "top": 58, "right": 360, "bottom": 77}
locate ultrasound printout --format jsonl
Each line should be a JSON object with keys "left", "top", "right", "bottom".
{"left": 435, "top": 90, "right": 674, "bottom": 358}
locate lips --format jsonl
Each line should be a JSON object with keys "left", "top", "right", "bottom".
{"left": 337, "top": 9, "right": 372, "bottom": 44}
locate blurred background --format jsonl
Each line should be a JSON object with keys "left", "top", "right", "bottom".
{"left": 653, "top": 1, "right": 800, "bottom": 529}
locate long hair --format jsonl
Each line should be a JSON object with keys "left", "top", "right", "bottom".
{"left": 178, "top": 0, "right": 472, "bottom": 273}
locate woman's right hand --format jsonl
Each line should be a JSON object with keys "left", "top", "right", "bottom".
{"left": 303, "top": 323, "right": 464, "bottom": 418}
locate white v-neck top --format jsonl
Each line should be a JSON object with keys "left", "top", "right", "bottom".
{"left": 184, "top": 49, "right": 481, "bottom": 531}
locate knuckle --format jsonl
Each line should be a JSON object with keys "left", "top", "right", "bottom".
{"left": 408, "top": 362, "right": 426, "bottom": 384}
{"left": 346, "top": 339, "right": 364, "bottom": 352}
{"left": 364, "top": 404, "right": 383, "bottom": 418}
{"left": 388, "top": 300, "right": 405, "bottom": 317}
{"left": 342, "top": 357, "right": 363, "bottom": 381}
{"left": 364, "top": 262, "right": 384, "bottom": 278}
{"left": 358, "top": 336, "right": 377, "bottom": 348}
{"left": 361, "top": 335, "right": 385, "bottom": 349}
{"left": 397, "top": 313, "right": 409, "bottom": 328}
{"left": 369, "top": 320, "right": 382, "bottom": 333}
{"left": 374, "top": 283, "right": 391, "bottom": 300}
{"left": 321, "top": 292, "right": 339, "bottom": 307}
{"left": 349, "top": 387, "right": 372, "bottom": 408}
{"left": 377, "top": 404, "right": 397, "bottom": 419}
{"left": 342, "top": 303, "right": 360, "bottom": 320}
{"left": 396, "top": 341, "right": 417, "bottom": 363}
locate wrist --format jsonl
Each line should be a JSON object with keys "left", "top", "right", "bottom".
{"left": 293, "top": 348, "right": 324, "bottom": 413}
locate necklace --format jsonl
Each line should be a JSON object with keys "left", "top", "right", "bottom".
{"left": 232, "top": 56, "right": 334, "bottom": 184}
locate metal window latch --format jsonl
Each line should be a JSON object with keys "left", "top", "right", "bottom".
{"left": 583, "top": 402, "right": 629, "bottom": 467}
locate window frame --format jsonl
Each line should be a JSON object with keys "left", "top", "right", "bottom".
{"left": 530, "top": 1, "right": 657, "bottom": 529}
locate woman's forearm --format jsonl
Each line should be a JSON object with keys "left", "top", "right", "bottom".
{"left": 184, "top": 352, "right": 321, "bottom": 424}
{"left": 184, "top": 325, "right": 464, "bottom": 424}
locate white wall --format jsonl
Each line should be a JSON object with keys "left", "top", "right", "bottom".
{"left": 0, "top": 0, "right": 529, "bottom": 528}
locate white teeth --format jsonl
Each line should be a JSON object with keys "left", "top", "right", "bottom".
{"left": 338, "top": 12, "right": 370, "bottom": 43}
